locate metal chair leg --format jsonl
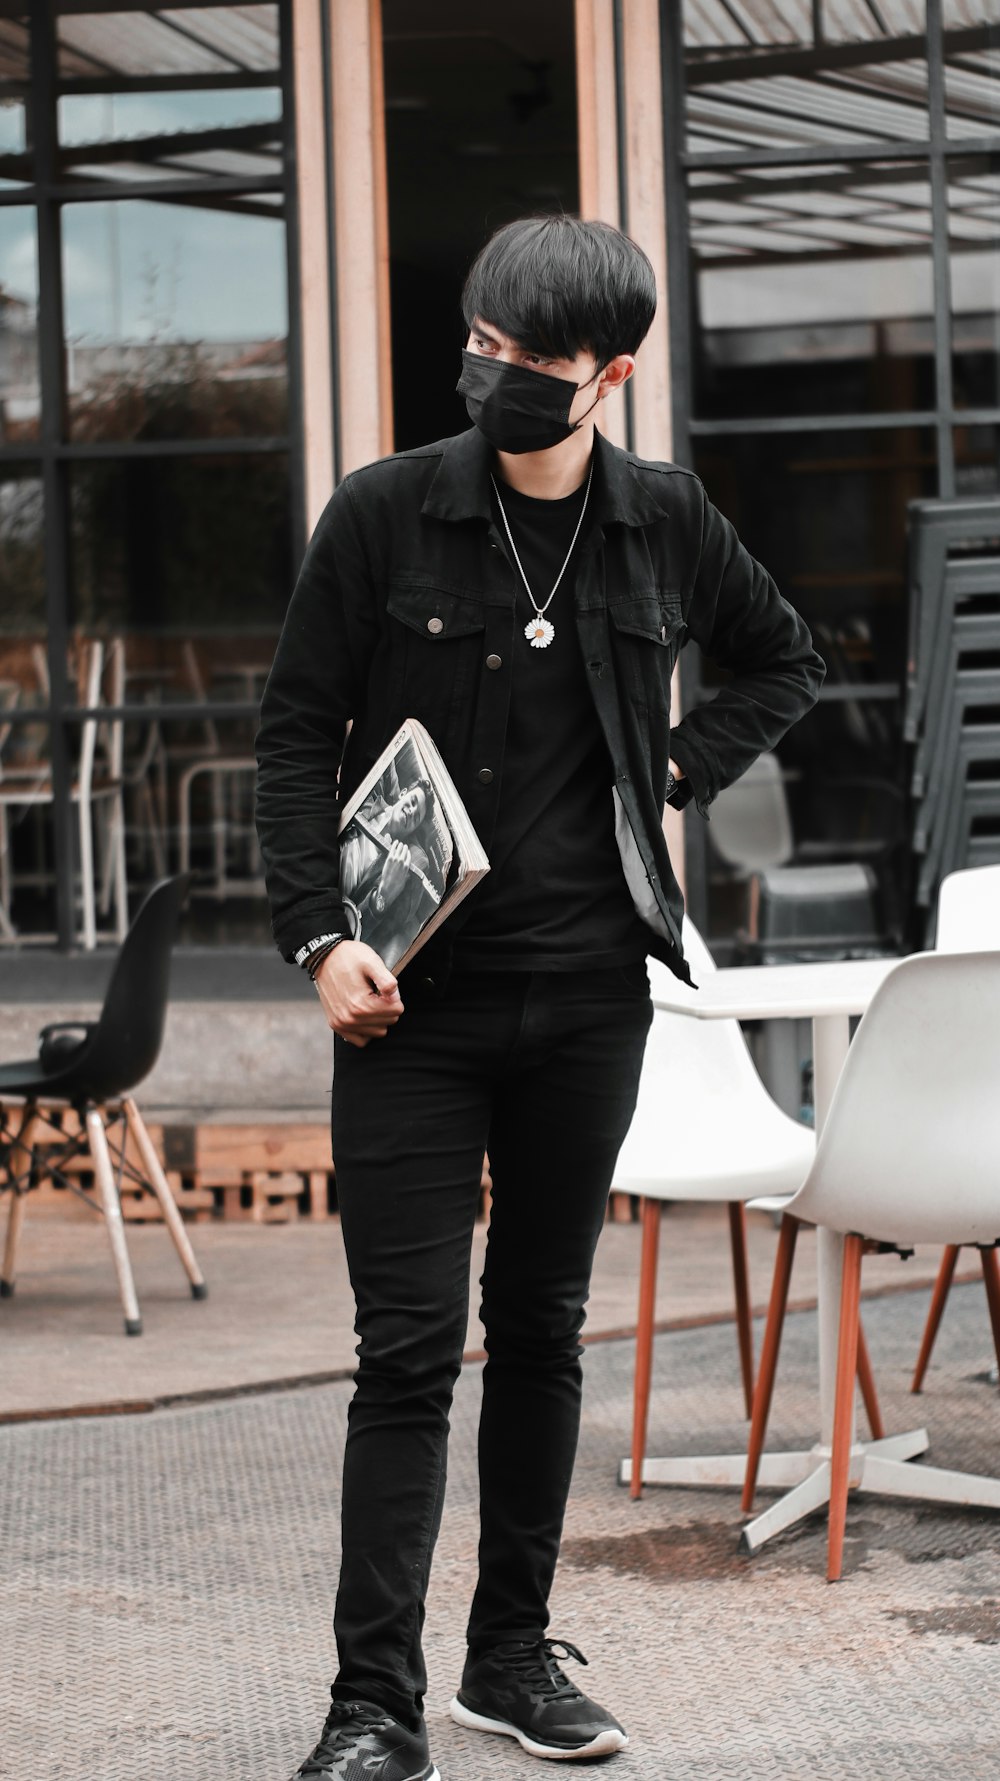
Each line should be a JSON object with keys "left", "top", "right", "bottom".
{"left": 123, "top": 1097, "right": 207, "bottom": 1298}
{"left": 85, "top": 1107, "right": 142, "bottom": 1335}
{"left": 728, "top": 1200, "right": 755, "bottom": 1418}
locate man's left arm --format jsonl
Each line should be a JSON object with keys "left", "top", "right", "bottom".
{"left": 666, "top": 482, "right": 826, "bottom": 815}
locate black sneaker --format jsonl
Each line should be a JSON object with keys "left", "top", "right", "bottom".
{"left": 288, "top": 1697, "right": 439, "bottom": 1780}
{"left": 449, "top": 1637, "right": 628, "bottom": 1760}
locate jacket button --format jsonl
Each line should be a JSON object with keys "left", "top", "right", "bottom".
{"left": 477, "top": 767, "right": 494, "bottom": 785}
{"left": 486, "top": 653, "right": 502, "bottom": 670}
{"left": 419, "top": 975, "right": 436, "bottom": 991}
{"left": 427, "top": 617, "right": 444, "bottom": 635}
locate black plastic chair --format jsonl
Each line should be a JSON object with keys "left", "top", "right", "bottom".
{"left": 0, "top": 873, "right": 207, "bottom": 1334}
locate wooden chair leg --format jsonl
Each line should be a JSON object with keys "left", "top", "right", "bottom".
{"left": 742, "top": 1213, "right": 799, "bottom": 1512}
{"left": 123, "top": 1098, "right": 207, "bottom": 1297}
{"left": 1, "top": 1104, "right": 40, "bottom": 1297}
{"left": 828, "top": 1233, "right": 864, "bottom": 1583}
{"left": 911, "top": 1245, "right": 960, "bottom": 1392}
{"left": 727, "top": 1201, "right": 755, "bottom": 1418}
{"left": 85, "top": 1106, "right": 142, "bottom": 1335}
{"left": 979, "top": 1247, "right": 1000, "bottom": 1385}
{"left": 856, "top": 1319, "right": 884, "bottom": 1441}
{"left": 631, "top": 1197, "right": 663, "bottom": 1501}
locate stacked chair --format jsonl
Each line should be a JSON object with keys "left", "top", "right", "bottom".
{"left": 905, "top": 496, "right": 1000, "bottom": 940}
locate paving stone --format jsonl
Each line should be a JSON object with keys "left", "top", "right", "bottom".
{"left": 3, "top": 1283, "right": 1000, "bottom": 1779}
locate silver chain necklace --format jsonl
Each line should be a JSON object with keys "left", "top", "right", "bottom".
{"left": 490, "top": 460, "right": 594, "bottom": 650}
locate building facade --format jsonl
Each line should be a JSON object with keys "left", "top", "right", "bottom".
{"left": 1, "top": 0, "right": 997, "bottom": 958}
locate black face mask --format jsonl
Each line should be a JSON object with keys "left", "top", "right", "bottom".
{"left": 456, "top": 349, "right": 601, "bottom": 455}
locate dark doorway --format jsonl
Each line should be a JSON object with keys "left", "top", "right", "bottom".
{"left": 381, "top": 1, "right": 579, "bottom": 451}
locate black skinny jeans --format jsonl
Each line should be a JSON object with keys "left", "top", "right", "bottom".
{"left": 327, "top": 960, "right": 653, "bottom": 1730}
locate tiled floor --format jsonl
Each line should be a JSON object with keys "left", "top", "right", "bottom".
{"left": 0, "top": 1200, "right": 967, "bottom": 1419}
{"left": 4, "top": 1281, "right": 1000, "bottom": 1779}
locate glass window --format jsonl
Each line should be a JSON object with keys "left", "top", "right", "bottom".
{"left": 0, "top": 206, "right": 40, "bottom": 443}
{"left": 683, "top": 2, "right": 928, "bottom": 157}
{"left": 59, "top": 86, "right": 282, "bottom": 149}
{"left": 0, "top": 462, "right": 46, "bottom": 670}
{"left": 57, "top": 86, "right": 284, "bottom": 189}
{"left": 0, "top": 9, "right": 30, "bottom": 182}
{"left": 1, "top": 96, "right": 27, "bottom": 155}
{"left": 57, "top": 5, "right": 279, "bottom": 82}
{"left": 944, "top": 10, "right": 1000, "bottom": 141}
{"left": 693, "top": 423, "right": 937, "bottom": 696}
{"left": 691, "top": 161, "right": 938, "bottom": 419}
{"left": 68, "top": 449, "right": 290, "bottom": 678}
{"left": 0, "top": 457, "right": 43, "bottom": 594}
{"left": 61, "top": 197, "right": 288, "bottom": 441}
{"left": 690, "top": 423, "right": 937, "bottom": 946}
{"left": 0, "top": 463, "right": 49, "bottom": 941}
{"left": 955, "top": 419, "right": 1000, "bottom": 495}
{"left": 949, "top": 159, "right": 1000, "bottom": 423}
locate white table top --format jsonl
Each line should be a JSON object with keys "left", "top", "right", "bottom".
{"left": 652, "top": 954, "right": 903, "bottom": 1022}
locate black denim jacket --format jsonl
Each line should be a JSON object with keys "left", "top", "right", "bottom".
{"left": 255, "top": 426, "right": 825, "bottom": 987}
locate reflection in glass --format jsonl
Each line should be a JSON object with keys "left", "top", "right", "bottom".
{"left": 0, "top": 97, "right": 27, "bottom": 156}
{"left": 692, "top": 163, "right": 938, "bottom": 420}
{"left": 57, "top": 86, "right": 284, "bottom": 191}
{"left": 691, "top": 425, "right": 936, "bottom": 943}
{"left": 61, "top": 198, "right": 288, "bottom": 441}
{"left": 949, "top": 162, "right": 1000, "bottom": 420}
{"left": 682, "top": 0, "right": 929, "bottom": 159}
{"left": 955, "top": 422, "right": 1000, "bottom": 495}
{"left": 58, "top": 86, "right": 282, "bottom": 148}
{"left": 693, "top": 425, "right": 936, "bottom": 693}
{"left": 0, "top": 466, "right": 49, "bottom": 945}
{"left": 57, "top": 5, "right": 279, "bottom": 82}
{"left": 69, "top": 450, "right": 290, "bottom": 659}
{"left": 0, "top": 207, "right": 40, "bottom": 442}
{"left": 944, "top": 17, "right": 1000, "bottom": 140}
{"left": 0, "top": 464, "right": 44, "bottom": 634}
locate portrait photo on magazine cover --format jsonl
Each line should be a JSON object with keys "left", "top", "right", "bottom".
{"left": 339, "top": 735, "right": 455, "bottom": 968}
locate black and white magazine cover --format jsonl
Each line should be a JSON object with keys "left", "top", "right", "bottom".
{"left": 337, "top": 719, "right": 489, "bottom": 972}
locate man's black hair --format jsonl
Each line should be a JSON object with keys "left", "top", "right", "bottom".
{"left": 461, "top": 216, "right": 656, "bottom": 368}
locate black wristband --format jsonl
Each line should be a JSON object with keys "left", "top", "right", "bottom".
{"left": 295, "top": 931, "right": 348, "bottom": 971}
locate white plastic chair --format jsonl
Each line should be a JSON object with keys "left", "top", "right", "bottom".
{"left": 910, "top": 864, "right": 1000, "bottom": 1392}
{"left": 743, "top": 949, "right": 1000, "bottom": 1580}
{"left": 709, "top": 752, "right": 793, "bottom": 873}
{"left": 615, "top": 920, "right": 820, "bottom": 1499}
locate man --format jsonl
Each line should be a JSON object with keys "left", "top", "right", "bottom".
{"left": 256, "top": 215, "right": 825, "bottom": 1781}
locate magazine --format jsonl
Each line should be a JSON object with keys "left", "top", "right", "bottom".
{"left": 337, "top": 718, "right": 490, "bottom": 972}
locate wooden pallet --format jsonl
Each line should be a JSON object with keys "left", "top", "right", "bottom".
{"left": 17, "top": 1113, "right": 635, "bottom": 1226}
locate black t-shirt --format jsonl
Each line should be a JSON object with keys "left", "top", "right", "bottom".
{"left": 450, "top": 473, "right": 650, "bottom": 973}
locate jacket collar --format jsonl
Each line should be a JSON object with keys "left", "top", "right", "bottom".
{"left": 421, "top": 425, "right": 673, "bottom": 530}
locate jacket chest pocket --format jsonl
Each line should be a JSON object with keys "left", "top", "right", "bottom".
{"left": 609, "top": 592, "right": 685, "bottom": 713}
{"left": 385, "top": 580, "right": 488, "bottom": 726}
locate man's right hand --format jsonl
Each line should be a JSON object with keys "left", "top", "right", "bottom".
{"left": 313, "top": 940, "right": 404, "bottom": 1048}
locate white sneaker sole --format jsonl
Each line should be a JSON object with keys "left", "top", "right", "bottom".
{"left": 449, "top": 1696, "right": 628, "bottom": 1760}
